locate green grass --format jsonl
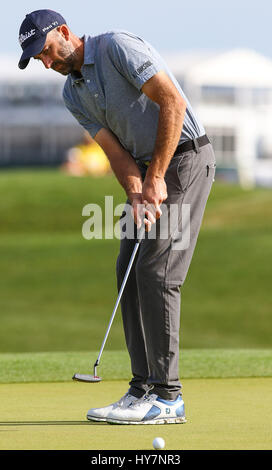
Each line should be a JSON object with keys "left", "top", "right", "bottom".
{"left": 1, "top": 378, "right": 272, "bottom": 449}
{"left": 1, "top": 170, "right": 271, "bottom": 451}
{"left": 0, "top": 169, "right": 272, "bottom": 352}
{"left": 0, "top": 349, "right": 271, "bottom": 383}
{"left": 1, "top": 346, "right": 271, "bottom": 450}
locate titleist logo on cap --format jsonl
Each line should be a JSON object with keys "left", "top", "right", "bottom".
{"left": 19, "top": 29, "right": 36, "bottom": 45}
{"left": 18, "top": 21, "right": 59, "bottom": 46}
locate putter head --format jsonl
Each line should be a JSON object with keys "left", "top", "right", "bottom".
{"left": 72, "top": 373, "right": 102, "bottom": 383}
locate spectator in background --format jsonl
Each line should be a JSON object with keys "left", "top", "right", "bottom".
{"left": 62, "top": 131, "right": 111, "bottom": 176}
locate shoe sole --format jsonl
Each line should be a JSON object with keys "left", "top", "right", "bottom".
{"left": 107, "top": 416, "right": 187, "bottom": 425}
{"left": 86, "top": 415, "right": 107, "bottom": 422}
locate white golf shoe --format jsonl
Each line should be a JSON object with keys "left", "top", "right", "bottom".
{"left": 86, "top": 392, "right": 139, "bottom": 422}
{"left": 106, "top": 392, "right": 186, "bottom": 425}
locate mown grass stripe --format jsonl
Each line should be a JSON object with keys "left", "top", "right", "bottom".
{"left": 0, "top": 349, "right": 271, "bottom": 384}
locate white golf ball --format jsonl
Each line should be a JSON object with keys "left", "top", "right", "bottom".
{"left": 152, "top": 437, "right": 165, "bottom": 449}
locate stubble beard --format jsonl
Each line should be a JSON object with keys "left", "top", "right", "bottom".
{"left": 52, "top": 41, "right": 79, "bottom": 75}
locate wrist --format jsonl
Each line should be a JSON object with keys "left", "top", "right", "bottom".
{"left": 124, "top": 179, "right": 142, "bottom": 201}
{"left": 145, "top": 159, "right": 166, "bottom": 180}
{"left": 145, "top": 170, "right": 165, "bottom": 182}
{"left": 127, "top": 191, "right": 142, "bottom": 202}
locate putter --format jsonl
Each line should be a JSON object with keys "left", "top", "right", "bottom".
{"left": 73, "top": 225, "right": 145, "bottom": 383}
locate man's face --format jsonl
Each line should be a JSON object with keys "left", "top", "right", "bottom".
{"left": 34, "top": 29, "right": 78, "bottom": 75}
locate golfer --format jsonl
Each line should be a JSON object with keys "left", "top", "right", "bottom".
{"left": 18, "top": 9, "right": 216, "bottom": 424}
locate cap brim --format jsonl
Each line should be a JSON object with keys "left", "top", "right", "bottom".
{"left": 18, "top": 35, "right": 47, "bottom": 69}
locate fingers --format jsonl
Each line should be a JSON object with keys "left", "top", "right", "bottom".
{"left": 131, "top": 204, "right": 142, "bottom": 229}
{"left": 131, "top": 201, "right": 162, "bottom": 232}
{"left": 143, "top": 202, "right": 162, "bottom": 232}
{"left": 143, "top": 200, "right": 162, "bottom": 220}
{"left": 131, "top": 198, "right": 143, "bottom": 229}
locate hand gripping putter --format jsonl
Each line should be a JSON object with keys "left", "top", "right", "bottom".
{"left": 72, "top": 226, "right": 145, "bottom": 383}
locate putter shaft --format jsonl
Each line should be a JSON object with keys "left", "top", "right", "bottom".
{"left": 94, "top": 226, "right": 145, "bottom": 371}
{"left": 72, "top": 226, "right": 145, "bottom": 383}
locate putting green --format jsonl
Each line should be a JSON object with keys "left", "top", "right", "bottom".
{"left": 0, "top": 378, "right": 271, "bottom": 450}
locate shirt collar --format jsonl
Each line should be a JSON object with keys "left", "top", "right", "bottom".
{"left": 83, "top": 35, "right": 95, "bottom": 65}
{"left": 70, "top": 35, "right": 95, "bottom": 85}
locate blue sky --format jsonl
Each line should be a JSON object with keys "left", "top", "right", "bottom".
{"left": 3, "top": 0, "right": 272, "bottom": 59}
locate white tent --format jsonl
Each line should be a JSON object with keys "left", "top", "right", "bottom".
{"left": 164, "top": 49, "right": 272, "bottom": 188}
{"left": 164, "top": 48, "right": 272, "bottom": 88}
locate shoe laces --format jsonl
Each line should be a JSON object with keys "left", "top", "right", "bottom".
{"left": 117, "top": 392, "right": 135, "bottom": 406}
{"left": 129, "top": 391, "right": 158, "bottom": 409}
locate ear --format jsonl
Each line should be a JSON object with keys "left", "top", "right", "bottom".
{"left": 57, "top": 24, "right": 70, "bottom": 41}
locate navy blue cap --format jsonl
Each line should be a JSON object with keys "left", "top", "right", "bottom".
{"left": 18, "top": 9, "right": 66, "bottom": 69}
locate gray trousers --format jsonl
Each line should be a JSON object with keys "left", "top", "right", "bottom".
{"left": 116, "top": 142, "right": 216, "bottom": 400}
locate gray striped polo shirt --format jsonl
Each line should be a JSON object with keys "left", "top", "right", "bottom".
{"left": 63, "top": 31, "right": 205, "bottom": 162}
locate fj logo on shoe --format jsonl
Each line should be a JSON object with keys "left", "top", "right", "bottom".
{"left": 165, "top": 408, "right": 171, "bottom": 414}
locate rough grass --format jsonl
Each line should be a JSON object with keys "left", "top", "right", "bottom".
{"left": 0, "top": 349, "right": 271, "bottom": 384}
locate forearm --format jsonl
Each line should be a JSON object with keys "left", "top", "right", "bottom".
{"left": 94, "top": 128, "right": 142, "bottom": 200}
{"left": 139, "top": 97, "right": 186, "bottom": 211}
{"left": 108, "top": 150, "right": 143, "bottom": 200}
{"left": 146, "top": 99, "right": 186, "bottom": 180}
{"left": 95, "top": 127, "right": 155, "bottom": 230}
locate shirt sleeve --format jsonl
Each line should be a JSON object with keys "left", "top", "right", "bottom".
{"left": 62, "top": 87, "right": 103, "bottom": 139}
{"left": 107, "top": 32, "right": 162, "bottom": 91}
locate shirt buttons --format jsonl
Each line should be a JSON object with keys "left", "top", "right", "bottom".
{"left": 94, "top": 93, "right": 99, "bottom": 98}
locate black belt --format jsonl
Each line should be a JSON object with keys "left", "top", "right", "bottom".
{"left": 174, "top": 134, "right": 210, "bottom": 156}
{"left": 140, "top": 134, "right": 210, "bottom": 167}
